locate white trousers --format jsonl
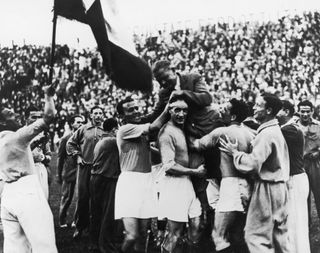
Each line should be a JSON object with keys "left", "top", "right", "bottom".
{"left": 1, "top": 175, "right": 57, "bottom": 253}
{"left": 35, "top": 162, "right": 49, "bottom": 200}
{"left": 288, "top": 173, "right": 310, "bottom": 253}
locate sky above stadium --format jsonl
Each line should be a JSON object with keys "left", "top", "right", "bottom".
{"left": 0, "top": 0, "right": 319, "bottom": 48}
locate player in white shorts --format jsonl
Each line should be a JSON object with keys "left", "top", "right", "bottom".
{"left": 115, "top": 96, "right": 168, "bottom": 253}
{"left": 158, "top": 95, "right": 205, "bottom": 253}
{"left": 191, "top": 99, "right": 254, "bottom": 253}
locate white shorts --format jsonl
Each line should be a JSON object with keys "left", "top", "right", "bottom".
{"left": 115, "top": 171, "right": 157, "bottom": 219}
{"left": 158, "top": 175, "right": 201, "bottom": 222}
{"left": 216, "top": 177, "right": 252, "bottom": 212}
{"left": 206, "top": 178, "right": 220, "bottom": 210}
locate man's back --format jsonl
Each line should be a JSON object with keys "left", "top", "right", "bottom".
{"left": 219, "top": 124, "right": 254, "bottom": 177}
{"left": 281, "top": 123, "right": 305, "bottom": 175}
{"left": 92, "top": 133, "right": 120, "bottom": 178}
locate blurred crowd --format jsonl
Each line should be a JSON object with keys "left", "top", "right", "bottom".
{"left": 1, "top": 11, "right": 320, "bottom": 140}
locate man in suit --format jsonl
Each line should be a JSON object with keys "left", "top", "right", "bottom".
{"left": 143, "top": 60, "right": 222, "bottom": 223}
{"left": 57, "top": 115, "right": 84, "bottom": 227}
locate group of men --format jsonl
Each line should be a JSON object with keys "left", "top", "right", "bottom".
{"left": 0, "top": 59, "right": 320, "bottom": 253}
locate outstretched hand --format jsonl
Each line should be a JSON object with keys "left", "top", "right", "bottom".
{"left": 219, "top": 134, "right": 238, "bottom": 156}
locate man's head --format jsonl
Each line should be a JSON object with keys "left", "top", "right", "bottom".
{"left": 277, "top": 100, "right": 295, "bottom": 126}
{"left": 168, "top": 95, "right": 188, "bottom": 127}
{"left": 69, "top": 115, "right": 84, "bottom": 131}
{"left": 253, "top": 94, "right": 282, "bottom": 123}
{"left": 220, "top": 99, "right": 249, "bottom": 125}
{"left": 116, "top": 97, "right": 141, "bottom": 124}
{"left": 0, "top": 108, "right": 21, "bottom": 131}
{"left": 152, "top": 60, "right": 176, "bottom": 89}
{"left": 103, "top": 118, "right": 118, "bottom": 133}
{"left": 90, "top": 106, "right": 104, "bottom": 126}
{"left": 298, "top": 100, "right": 313, "bottom": 125}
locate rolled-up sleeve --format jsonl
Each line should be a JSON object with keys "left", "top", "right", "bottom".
{"left": 16, "top": 119, "right": 47, "bottom": 145}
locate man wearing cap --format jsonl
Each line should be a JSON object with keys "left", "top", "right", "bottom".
{"left": 0, "top": 85, "right": 57, "bottom": 252}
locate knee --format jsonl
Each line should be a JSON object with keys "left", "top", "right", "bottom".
{"left": 124, "top": 230, "right": 139, "bottom": 243}
{"left": 189, "top": 229, "right": 201, "bottom": 244}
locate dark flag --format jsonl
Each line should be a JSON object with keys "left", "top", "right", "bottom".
{"left": 54, "top": 0, "right": 153, "bottom": 92}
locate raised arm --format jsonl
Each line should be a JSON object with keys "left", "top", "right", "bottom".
{"left": 42, "top": 85, "right": 56, "bottom": 126}
{"left": 190, "top": 128, "right": 222, "bottom": 151}
{"left": 17, "top": 85, "right": 56, "bottom": 145}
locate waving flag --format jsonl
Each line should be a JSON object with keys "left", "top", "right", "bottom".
{"left": 54, "top": 0, "right": 153, "bottom": 92}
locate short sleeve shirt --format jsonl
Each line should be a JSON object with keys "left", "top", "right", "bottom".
{"left": 116, "top": 123, "right": 151, "bottom": 173}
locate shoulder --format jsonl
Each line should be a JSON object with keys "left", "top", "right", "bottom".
{"left": 118, "top": 123, "right": 150, "bottom": 139}
{"left": 282, "top": 123, "right": 298, "bottom": 133}
{"left": 180, "top": 73, "right": 202, "bottom": 84}
{"left": 159, "top": 123, "right": 176, "bottom": 139}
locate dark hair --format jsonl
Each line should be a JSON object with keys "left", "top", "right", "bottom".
{"left": 0, "top": 107, "right": 6, "bottom": 121}
{"left": 68, "top": 115, "right": 83, "bottom": 125}
{"left": 298, "top": 100, "right": 314, "bottom": 110}
{"left": 246, "top": 101, "right": 255, "bottom": 117}
{"left": 263, "top": 93, "right": 283, "bottom": 117}
{"left": 229, "top": 99, "right": 249, "bottom": 123}
{"left": 152, "top": 60, "right": 171, "bottom": 80}
{"left": 103, "top": 118, "right": 118, "bottom": 132}
{"left": 281, "top": 100, "right": 295, "bottom": 117}
{"left": 116, "top": 97, "right": 134, "bottom": 115}
{"left": 25, "top": 105, "right": 40, "bottom": 119}
{"left": 90, "top": 106, "right": 104, "bottom": 114}
{"left": 168, "top": 94, "right": 186, "bottom": 105}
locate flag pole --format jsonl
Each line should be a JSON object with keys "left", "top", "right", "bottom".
{"left": 49, "top": 8, "right": 57, "bottom": 86}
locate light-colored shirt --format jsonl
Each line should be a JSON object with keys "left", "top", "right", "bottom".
{"left": 0, "top": 119, "right": 47, "bottom": 182}
{"left": 117, "top": 123, "right": 151, "bottom": 173}
{"left": 158, "top": 121, "right": 189, "bottom": 170}
{"left": 197, "top": 123, "right": 254, "bottom": 177}
{"left": 233, "top": 119, "right": 290, "bottom": 182}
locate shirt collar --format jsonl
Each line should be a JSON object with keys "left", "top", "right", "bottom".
{"left": 296, "top": 117, "right": 319, "bottom": 126}
{"left": 257, "top": 119, "right": 279, "bottom": 133}
{"left": 87, "top": 121, "right": 103, "bottom": 130}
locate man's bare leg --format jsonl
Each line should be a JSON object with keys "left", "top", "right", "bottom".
{"left": 121, "top": 217, "right": 139, "bottom": 252}
{"left": 162, "top": 220, "right": 184, "bottom": 253}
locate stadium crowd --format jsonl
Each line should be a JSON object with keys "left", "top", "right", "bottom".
{"left": 1, "top": 11, "right": 320, "bottom": 136}
{"left": 1, "top": 10, "right": 320, "bottom": 253}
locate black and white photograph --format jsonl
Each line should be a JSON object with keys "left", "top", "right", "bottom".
{"left": 0, "top": 0, "right": 320, "bottom": 252}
